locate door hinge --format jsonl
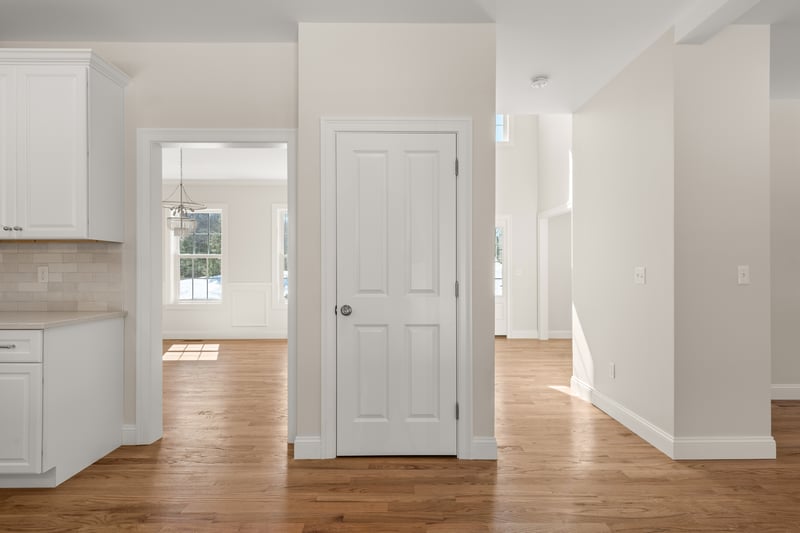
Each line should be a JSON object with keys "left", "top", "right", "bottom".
{"left": 455, "top": 158, "right": 459, "bottom": 177}
{"left": 456, "top": 402, "right": 460, "bottom": 420}
{"left": 455, "top": 280, "right": 459, "bottom": 298}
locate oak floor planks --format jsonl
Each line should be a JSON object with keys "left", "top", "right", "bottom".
{"left": 1, "top": 338, "right": 799, "bottom": 531}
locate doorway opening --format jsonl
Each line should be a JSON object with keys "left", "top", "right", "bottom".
{"left": 134, "top": 129, "right": 297, "bottom": 446}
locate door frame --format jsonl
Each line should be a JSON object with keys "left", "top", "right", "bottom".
{"left": 320, "top": 118, "right": 474, "bottom": 459}
{"left": 134, "top": 128, "right": 297, "bottom": 445}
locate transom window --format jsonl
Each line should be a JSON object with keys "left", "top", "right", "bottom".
{"left": 175, "top": 210, "right": 223, "bottom": 301}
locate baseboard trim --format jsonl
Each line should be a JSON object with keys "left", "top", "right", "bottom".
{"left": 122, "top": 424, "right": 138, "bottom": 445}
{"left": 570, "top": 376, "right": 592, "bottom": 402}
{"left": 162, "top": 331, "right": 288, "bottom": 340}
{"left": 470, "top": 437, "right": 498, "bottom": 460}
{"left": 672, "top": 436, "right": 776, "bottom": 460}
{"left": 772, "top": 384, "right": 800, "bottom": 400}
{"left": 507, "top": 329, "right": 538, "bottom": 339}
{"left": 589, "top": 385, "right": 675, "bottom": 458}
{"left": 548, "top": 330, "right": 572, "bottom": 339}
{"left": 573, "top": 376, "right": 777, "bottom": 460}
{"left": 293, "top": 436, "right": 322, "bottom": 459}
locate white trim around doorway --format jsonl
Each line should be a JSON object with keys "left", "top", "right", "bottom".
{"left": 317, "top": 118, "right": 478, "bottom": 459}
{"left": 134, "top": 128, "right": 297, "bottom": 446}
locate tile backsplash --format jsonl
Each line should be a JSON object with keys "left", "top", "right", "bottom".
{"left": 0, "top": 241, "right": 122, "bottom": 312}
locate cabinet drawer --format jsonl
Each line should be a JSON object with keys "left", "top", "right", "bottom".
{"left": 0, "top": 331, "right": 42, "bottom": 363}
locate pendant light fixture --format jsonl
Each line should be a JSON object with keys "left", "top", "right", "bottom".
{"left": 162, "top": 148, "right": 206, "bottom": 237}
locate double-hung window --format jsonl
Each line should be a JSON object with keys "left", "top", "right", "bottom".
{"left": 174, "top": 210, "right": 223, "bottom": 302}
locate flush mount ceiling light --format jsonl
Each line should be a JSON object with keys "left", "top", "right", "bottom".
{"left": 162, "top": 148, "right": 206, "bottom": 237}
{"left": 530, "top": 75, "right": 550, "bottom": 89}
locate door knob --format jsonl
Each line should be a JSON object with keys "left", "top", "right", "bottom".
{"left": 340, "top": 304, "right": 353, "bottom": 316}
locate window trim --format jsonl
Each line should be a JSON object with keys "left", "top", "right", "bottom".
{"left": 164, "top": 204, "right": 227, "bottom": 307}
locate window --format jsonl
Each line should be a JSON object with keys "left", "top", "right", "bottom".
{"left": 496, "top": 114, "right": 510, "bottom": 143}
{"left": 495, "top": 225, "right": 504, "bottom": 296}
{"left": 174, "top": 210, "right": 223, "bottom": 302}
{"left": 273, "top": 205, "right": 289, "bottom": 307}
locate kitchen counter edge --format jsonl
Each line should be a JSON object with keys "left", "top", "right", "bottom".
{"left": 0, "top": 311, "right": 126, "bottom": 330}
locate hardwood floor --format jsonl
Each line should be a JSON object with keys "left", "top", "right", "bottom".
{"left": 2, "top": 338, "right": 800, "bottom": 531}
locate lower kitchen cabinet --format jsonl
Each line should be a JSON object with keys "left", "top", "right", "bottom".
{"left": 0, "top": 316, "right": 123, "bottom": 487}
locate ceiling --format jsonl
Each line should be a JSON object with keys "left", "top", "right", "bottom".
{"left": 1, "top": 0, "right": 797, "bottom": 113}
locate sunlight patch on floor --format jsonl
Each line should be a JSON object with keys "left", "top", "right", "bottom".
{"left": 548, "top": 384, "right": 576, "bottom": 396}
{"left": 163, "top": 343, "right": 219, "bottom": 361}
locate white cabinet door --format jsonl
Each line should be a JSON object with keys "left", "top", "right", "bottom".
{"left": 0, "top": 363, "right": 42, "bottom": 474}
{"left": 336, "top": 132, "right": 458, "bottom": 456}
{"left": 16, "top": 66, "right": 87, "bottom": 239}
{"left": 0, "top": 67, "right": 15, "bottom": 238}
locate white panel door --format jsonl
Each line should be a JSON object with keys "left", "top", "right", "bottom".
{"left": 336, "top": 132, "right": 457, "bottom": 456}
{"left": 16, "top": 66, "right": 87, "bottom": 239}
{"left": 0, "top": 363, "right": 42, "bottom": 474}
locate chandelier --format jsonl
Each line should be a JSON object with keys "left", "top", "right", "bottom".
{"left": 162, "top": 148, "right": 205, "bottom": 237}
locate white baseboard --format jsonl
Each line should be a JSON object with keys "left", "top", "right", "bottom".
{"left": 470, "top": 437, "right": 498, "bottom": 460}
{"left": 122, "top": 424, "right": 138, "bottom": 445}
{"left": 162, "top": 330, "right": 288, "bottom": 340}
{"left": 293, "top": 436, "right": 322, "bottom": 459}
{"left": 549, "top": 330, "right": 572, "bottom": 339}
{"left": 772, "top": 384, "right": 800, "bottom": 400}
{"left": 589, "top": 385, "right": 675, "bottom": 458}
{"left": 507, "top": 329, "right": 538, "bottom": 339}
{"left": 570, "top": 376, "right": 592, "bottom": 402}
{"left": 673, "top": 437, "right": 776, "bottom": 460}
{"left": 573, "top": 376, "right": 777, "bottom": 460}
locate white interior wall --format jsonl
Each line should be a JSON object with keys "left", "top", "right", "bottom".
{"left": 538, "top": 114, "right": 573, "bottom": 212}
{"left": 548, "top": 212, "right": 572, "bottom": 337}
{"left": 161, "top": 183, "right": 288, "bottom": 339}
{"left": 296, "top": 23, "right": 496, "bottom": 442}
{"left": 496, "top": 115, "right": 538, "bottom": 338}
{"left": 770, "top": 99, "right": 800, "bottom": 396}
{"left": 673, "top": 25, "right": 772, "bottom": 442}
{"left": 573, "top": 25, "right": 774, "bottom": 459}
{"left": 1, "top": 41, "right": 299, "bottom": 425}
{"left": 572, "top": 30, "right": 676, "bottom": 436}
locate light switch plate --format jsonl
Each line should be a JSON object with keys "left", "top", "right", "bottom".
{"left": 634, "top": 266, "right": 646, "bottom": 285}
{"left": 738, "top": 265, "right": 750, "bottom": 285}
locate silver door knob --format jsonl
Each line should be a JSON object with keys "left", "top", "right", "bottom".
{"left": 12, "top": 226, "right": 22, "bottom": 231}
{"left": 340, "top": 304, "right": 353, "bottom": 316}
{"left": 2, "top": 226, "right": 11, "bottom": 231}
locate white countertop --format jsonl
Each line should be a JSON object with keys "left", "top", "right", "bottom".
{"left": 0, "top": 311, "right": 126, "bottom": 329}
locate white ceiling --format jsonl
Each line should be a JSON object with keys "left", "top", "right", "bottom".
{"left": 162, "top": 145, "right": 288, "bottom": 184}
{"left": 1, "top": 0, "right": 797, "bottom": 113}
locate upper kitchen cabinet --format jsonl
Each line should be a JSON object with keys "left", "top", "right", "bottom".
{"left": 0, "top": 49, "right": 128, "bottom": 242}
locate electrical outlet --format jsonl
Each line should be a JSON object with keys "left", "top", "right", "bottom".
{"left": 610, "top": 362, "right": 616, "bottom": 379}
{"left": 634, "top": 266, "right": 646, "bottom": 285}
{"left": 37, "top": 266, "right": 49, "bottom": 283}
{"left": 738, "top": 265, "right": 750, "bottom": 285}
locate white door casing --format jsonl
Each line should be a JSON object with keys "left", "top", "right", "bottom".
{"left": 336, "top": 132, "right": 457, "bottom": 456}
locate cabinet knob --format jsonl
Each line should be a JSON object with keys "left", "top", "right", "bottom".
{"left": 2, "top": 226, "right": 11, "bottom": 231}
{"left": 12, "top": 226, "right": 22, "bottom": 231}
